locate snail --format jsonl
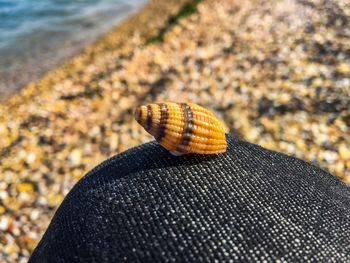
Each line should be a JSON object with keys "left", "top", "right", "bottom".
{"left": 135, "top": 102, "right": 227, "bottom": 156}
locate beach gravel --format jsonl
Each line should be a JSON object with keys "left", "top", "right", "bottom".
{"left": 0, "top": 0, "right": 349, "bottom": 261}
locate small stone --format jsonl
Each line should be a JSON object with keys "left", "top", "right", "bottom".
{"left": 197, "top": 45, "right": 218, "bottom": 60}
{"left": 346, "top": 160, "right": 350, "bottom": 169}
{"left": 17, "top": 183, "right": 34, "bottom": 194}
{"left": 334, "top": 161, "right": 344, "bottom": 175}
{"left": 0, "top": 216, "right": 9, "bottom": 231}
{"left": 26, "top": 152, "right": 36, "bottom": 164}
{"left": 344, "top": 175, "right": 350, "bottom": 184}
{"left": 337, "top": 63, "right": 350, "bottom": 74}
{"left": 0, "top": 190, "right": 8, "bottom": 200}
{"left": 47, "top": 193, "right": 64, "bottom": 207}
{"left": 312, "top": 77, "right": 323, "bottom": 87}
{"left": 323, "top": 151, "right": 338, "bottom": 163}
{"left": 72, "top": 169, "right": 84, "bottom": 181}
{"left": 109, "top": 133, "right": 119, "bottom": 152}
{"left": 19, "top": 235, "right": 37, "bottom": 251}
{"left": 3, "top": 240, "right": 19, "bottom": 256}
{"left": 30, "top": 210, "right": 40, "bottom": 221}
{"left": 339, "top": 144, "right": 350, "bottom": 160}
{"left": 0, "top": 206, "right": 5, "bottom": 215}
{"left": 69, "top": 148, "right": 82, "bottom": 166}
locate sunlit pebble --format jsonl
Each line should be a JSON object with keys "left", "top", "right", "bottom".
{"left": 0, "top": 182, "right": 8, "bottom": 193}
{"left": 18, "top": 150, "right": 27, "bottom": 160}
{"left": 69, "top": 148, "right": 83, "bottom": 166}
{"left": 336, "top": 78, "right": 350, "bottom": 88}
{"left": 286, "top": 143, "right": 296, "bottom": 154}
{"left": 37, "top": 196, "right": 48, "bottom": 206}
{"left": 89, "top": 126, "right": 101, "bottom": 137}
{"left": 83, "top": 143, "right": 93, "bottom": 155}
{"left": 323, "top": 151, "right": 338, "bottom": 164}
{"left": 11, "top": 224, "right": 21, "bottom": 236}
{"left": 26, "top": 152, "right": 36, "bottom": 164}
{"left": 18, "top": 192, "right": 32, "bottom": 202}
{"left": 339, "top": 144, "right": 350, "bottom": 160}
{"left": 0, "top": 216, "right": 9, "bottom": 231}
{"left": 333, "top": 162, "right": 345, "bottom": 175}
{"left": 313, "top": 133, "right": 329, "bottom": 145}
{"left": 62, "top": 187, "right": 71, "bottom": 196}
{"left": 0, "top": 190, "right": 9, "bottom": 200}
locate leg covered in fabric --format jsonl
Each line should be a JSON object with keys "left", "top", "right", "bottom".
{"left": 30, "top": 135, "right": 350, "bottom": 262}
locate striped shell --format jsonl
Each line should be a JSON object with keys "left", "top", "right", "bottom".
{"left": 135, "top": 102, "right": 227, "bottom": 156}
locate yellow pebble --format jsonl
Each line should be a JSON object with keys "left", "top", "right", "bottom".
{"left": 0, "top": 206, "right": 5, "bottom": 215}
{"left": 339, "top": 144, "right": 350, "bottom": 160}
{"left": 346, "top": 160, "right": 350, "bottom": 169}
{"left": 17, "top": 183, "right": 34, "bottom": 194}
{"left": 337, "top": 63, "right": 350, "bottom": 74}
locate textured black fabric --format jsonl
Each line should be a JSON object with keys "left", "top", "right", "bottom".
{"left": 30, "top": 135, "right": 350, "bottom": 262}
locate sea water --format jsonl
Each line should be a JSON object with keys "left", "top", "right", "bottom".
{"left": 0, "top": 0, "right": 146, "bottom": 97}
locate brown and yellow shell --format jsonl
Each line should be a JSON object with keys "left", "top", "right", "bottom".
{"left": 135, "top": 102, "right": 227, "bottom": 156}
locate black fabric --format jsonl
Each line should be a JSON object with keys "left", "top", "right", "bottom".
{"left": 30, "top": 135, "right": 350, "bottom": 262}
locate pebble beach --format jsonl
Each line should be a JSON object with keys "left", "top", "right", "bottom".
{"left": 0, "top": 0, "right": 349, "bottom": 261}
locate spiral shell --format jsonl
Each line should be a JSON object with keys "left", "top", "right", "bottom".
{"left": 135, "top": 102, "right": 227, "bottom": 156}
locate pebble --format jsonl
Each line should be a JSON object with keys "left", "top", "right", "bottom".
{"left": 0, "top": 216, "right": 9, "bottom": 231}
{"left": 0, "top": 206, "right": 5, "bottom": 215}
{"left": 69, "top": 148, "right": 83, "bottom": 166}
{"left": 337, "top": 63, "right": 350, "bottom": 74}
{"left": 338, "top": 144, "right": 350, "bottom": 160}
{"left": 17, "top": 183, "right": 34, "bottom": 194}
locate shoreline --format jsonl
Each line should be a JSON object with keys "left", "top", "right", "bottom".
{"left": 0, "top": 1, "right": 146, "bottom": 100}
{"left": 0, "top": 0, "right": 188, "bottom": 104}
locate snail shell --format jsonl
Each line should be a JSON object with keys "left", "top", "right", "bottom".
{"left": 135, "top": 102, "right": 227, "bottom": 156}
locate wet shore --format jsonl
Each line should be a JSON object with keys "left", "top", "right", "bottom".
{"left": 0, "top": 0, "right": 146, "bottom": 99}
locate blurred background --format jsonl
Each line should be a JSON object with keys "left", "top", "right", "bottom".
{"left": 0, "top": 0, "right": 349, "bottom": 261}
{"left": 0, "top": 0, "right": 146, "bottom": 97}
